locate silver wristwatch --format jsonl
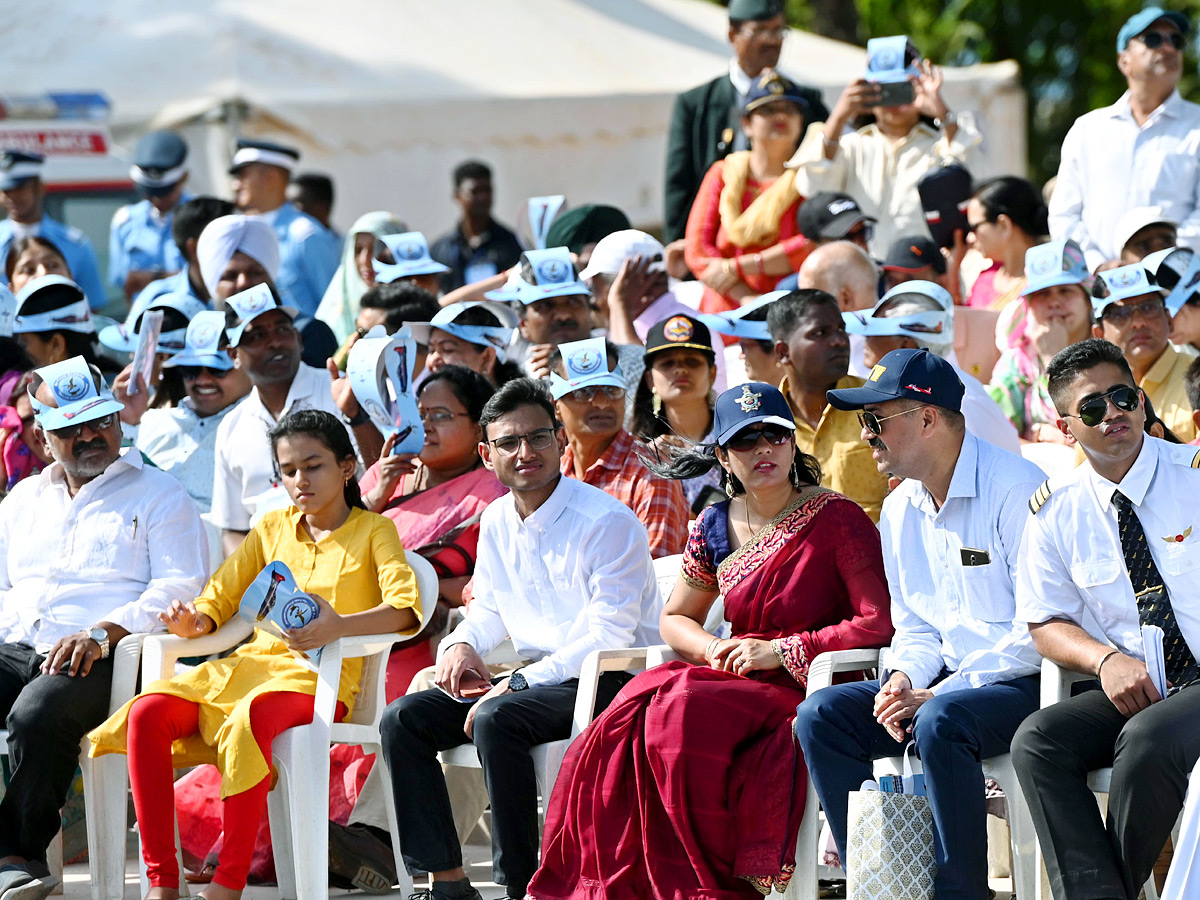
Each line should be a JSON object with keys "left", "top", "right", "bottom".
{"left": 934, "top": 111, "right": 958, "bottom": 130}
{"left": 85, "top": 626, "right": 110, "bottom": 659}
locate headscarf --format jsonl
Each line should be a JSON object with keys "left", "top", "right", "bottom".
{"left": 315, "top": 211, "right": 407, "bottom": 342}
{"left": 544, "top": 205, "right": 631, "bottom": 257}
{"left": 196, "top": 215, "right": 280, "bottom": 301}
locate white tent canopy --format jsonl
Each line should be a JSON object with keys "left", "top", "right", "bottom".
{"left": 3, "top": 0, "right": 1025, "bottom": 237}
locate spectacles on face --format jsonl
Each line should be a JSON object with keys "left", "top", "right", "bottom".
{"left": 725, "top": 424, "right": 793, "bottom": 453}
{"left": 49, "top": 413, "right": 116, "bottom": 440}
{"left": 419, "top": 410, "right": 466, "bottom": 426}
{"left": 1101, "top": 296, "right": 1166, "bottom": 326}
{"left": 178, "top": 366, "right": 233, "bottom": 381}
{"left": 563, "top": 384, "right": 625, "bottom": 403}
{"left": 858, "top": 406, "right": 921, "bottom": 437}
{"left": 1138, "top": 30, "right": 1185, "bottom": 50}
{"left": 846, "top": 223, "right": 875, "bottom": 244}
{"left": 1063, "top": 385, "right": 1140, "bottom": 428}
{"left": 739, "top": 25, "right": 788, "bottom": 41}
{"left": 487, "top": 427, "right": 557, "bottom": 455}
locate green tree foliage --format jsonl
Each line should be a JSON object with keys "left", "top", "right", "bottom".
{"left": 717, "top": 0, "right": 1200, "bottom": 184}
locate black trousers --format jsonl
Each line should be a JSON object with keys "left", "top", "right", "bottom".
{"left": 0, "top": 641, "right": 115, "bottom": 863}
{"left": 380, "top": 672, "right": 630, "bottom": 898}
{"left": 1011, "top": 682, "right": 1200, "bottom": 900}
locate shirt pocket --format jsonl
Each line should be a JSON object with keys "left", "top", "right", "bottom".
{"left": 1068, "top": 557, "right": 1123, "bottom": 589}
{"left": 960, "top": 561, "right": 1015, "bottom": 623}
{"left": 1159, "top": 538, "right": 1200, "bottom": 578}
{"left": 81, "top": 510, "right": 146, "bottom": 580}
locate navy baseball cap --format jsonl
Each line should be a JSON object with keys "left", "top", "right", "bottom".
{"left": 1117, "top": 7, "right": 1188, "bottom": 51}
{"left": 743, "top": 72, "right": 809, "bottom": 117}
{"left": 826, "top": 347, "right": 964, "bottom": 412}
{"left": 0, "top": 151, "right": 44, "bottom": 191}
{"left": 131, "top": 131, "right": 188, "bottom": 196}
{"left": 713, "top": 382, "right": 796, "bottom": 446}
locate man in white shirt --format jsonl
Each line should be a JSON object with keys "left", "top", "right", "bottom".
{"left": 0, "top": 357, "right": 206, "bottom": 899}
{"left": 209, "top": 283, "right": 371, "bottom": 556}
{"left": 1011, "top": 338, "right": 1200, "bottom": 900}
{"left": 1049, "top": 8, "right": 1200, "bottom": 271}
{"left": 380, "top": 377, "right": 659, "bottom": 900}
{"left": 844, "top": 280, "right": 1022, "bottom": 452}
{"left": 795, "top": 348, "right": 1043, "bottom": 900}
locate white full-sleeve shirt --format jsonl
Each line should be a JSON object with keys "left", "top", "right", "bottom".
{"left": 1048, "top": 90, "right": 1200, "bottom": 271}
{"left": 0, "top": 449, "right": 209, "bottom": 653}
{"left": 879, "top": 432, "right": 1045, "bottom": 694}
{"left": 437, "top": 475, "right": 661, "bottom": 688}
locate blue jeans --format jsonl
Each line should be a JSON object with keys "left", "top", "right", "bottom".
{"left": 794, "top": 675, "right": 1039, "bottom": 900}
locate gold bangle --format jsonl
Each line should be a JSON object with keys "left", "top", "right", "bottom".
{"left": 721, "top": 260, "right": 733, "bottom": 276}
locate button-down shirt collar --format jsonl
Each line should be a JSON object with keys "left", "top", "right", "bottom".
{"left": 728, "top": 59, "right": 754, "bottom": 99}
{"left": 1090, "top": 434, "right": 1156, "bottom": 510}
{"left": 1108, "top": 89, "right": 1183, "bottom": 127}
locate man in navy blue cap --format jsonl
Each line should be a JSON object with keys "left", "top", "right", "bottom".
{"left": 1049, "top": 7, "right": 1200, "bottom": 270}
{"left": 0, "top": 151, "right": 108, "bottom": 311}
{"left": 796, "top": 347, "right": 1045, "bottom": 900}
{"left": 228, "top": 138, "right": 340, "bottom": 318}
{"left": 108, "top": 131, "right": 193, "bottom": 301}
{"left": 662, "top": 0, "right": 828, "bottom": 243}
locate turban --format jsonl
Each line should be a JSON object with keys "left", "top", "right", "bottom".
{"left": 544, "top": 205, "right": 631, "bottom": 257}
{"left": 196, "top": 215, "right": 281, "bottom": 300}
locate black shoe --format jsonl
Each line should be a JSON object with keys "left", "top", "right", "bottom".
{"left": 328, "top": 820, "right": 398, "bottom": 893}
{"left": 409, "top": 878, "right": 485, "bottom": 900}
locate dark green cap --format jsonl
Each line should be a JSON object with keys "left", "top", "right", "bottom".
{"left": 728, "top": 0, "right": 783, "bottom": 22}
{"left": 544, "top": 205, "right": 631, "bottom": 257}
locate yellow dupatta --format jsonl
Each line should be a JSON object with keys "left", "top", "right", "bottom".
{"left": 718, "top": 151, "right": 801, "bottom": 248}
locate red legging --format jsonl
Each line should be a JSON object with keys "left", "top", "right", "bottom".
{"left": 127, "top": 691, "right": 346, "bottom": 890}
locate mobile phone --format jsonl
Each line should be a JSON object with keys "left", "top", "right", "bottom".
{"left": 876, "top": 80, "right": 915, "bottom": 107}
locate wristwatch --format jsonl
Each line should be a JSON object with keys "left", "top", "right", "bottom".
{"left": 84, "top": 626, "right": 110, "bottom": 659}
{"left": 933, "top": 111, "right": 958, "bottom": 130}
{"left": 508, "top": 671, "right": 529, "bottom": 692}
{"left": 345, "top": 407, "right": 370, "bottom": 427}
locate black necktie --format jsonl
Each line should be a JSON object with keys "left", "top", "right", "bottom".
{"left": 1113, "top": 491, "right": 1198, "bottom": 692}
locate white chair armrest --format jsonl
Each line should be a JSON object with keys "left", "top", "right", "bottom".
{"left": 141, "top": 618, "right": 254, "bottom": 684}
{"left": 571, "top": 647, "right": 654, "bottom": 736}
{"left": 646, "top": 644, "right": 683, "bottom": 667}
{"left": 336, "top": 632, "right": 403, "bottom": 659}
{"left": 806, "top": 648, "right": 882, "bottom": 695}
{"left": 108, "top": 633, "right": 148, "bottom": 715}
{"left": 1041, "top": 656, "right": 1094, "bottom": 708}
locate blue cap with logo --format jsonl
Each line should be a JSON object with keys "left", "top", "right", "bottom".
{"left": 713, "top": 382, "right": 796, "bottom": 446}
{"left": 406, "top": 301, "right": 516, "bottom": 362}
{"left": 12, "top": 276, "right": 93, "bottom": 335}
{"left": 224, "top": 283, "right": 298, "bottom": 347}
{"left": 0, "top": 151, "right": 44, "bottom": 191}
{"left": 1021, "top": 239, "right": 1090, "bottom": 298}
{"left": 496, "top": 248, "right": 591, "bottom": 305}
{"left": 1117, "top": 7, "right": 1189, "bottom": 51}
{"left": 826, "top": 347, "right": 965, "bottom": 412}
{"left": 1144, "top": 246, "right": 1200, "bottom": 316}
{"left": 698, "top": 291, "right": 786, "bottom": 341}
{"left": 131, "top": 131, "right": 188, "bottom": 196}
{"left": 0, "top": 286, "right": 17, "bottom": 338}
{"left": 372, "top": 232, "right": 450, "bottom": 283}
{"left": 548, "top": 337, "right": 625, "bottom": 400}
{"left": 1091, "top": 263, "right": 1163, "bottom": 317}
{"left": 843, "top": 281, "right": 954, "bottom": 346}
{"left": 164, "top": 310, "right": 236, "bottom": 370}
{"left": 29, "top": 356, "right": 124, "bottom": 431}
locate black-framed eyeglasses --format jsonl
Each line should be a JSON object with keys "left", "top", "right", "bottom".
{"left": 50, "top": 413, "right": 117, "bottom": 440}
{"left": 487, "top": 427, "right": 557, "bottom": 454}
{"left": 1138, "top": 31, "right": 1185, "bottom": 50}
{"left": 725, "top": 424, "right": 793, "bottom": 453}
{"left": 1101, "top": 296, "right": 1166, "bottom": 325}
{"left": 858, "top": 406, "right": 921, "bottom": 437}
{"left": 177, "top": 366, "right": 233, "bottom": 381}
{"left": 1063, "top": 386, "right": 1140, "bottom": 428}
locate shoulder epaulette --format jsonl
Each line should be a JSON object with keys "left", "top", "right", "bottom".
{"left": 1029, "top": 479, "right": 1053, "bottom": 515}
{"left": 1192, "top": 448, "right": 1200, "bottom": 469}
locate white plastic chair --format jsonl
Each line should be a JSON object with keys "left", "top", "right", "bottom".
{"left": 0, "top": 633, "right": 145, "bottom": 900}
{"left": 132, "top": 551, "right": 438, "bottom": 900}
{"left": 1035, "top": 658, "right": 1182, "bottom": 900}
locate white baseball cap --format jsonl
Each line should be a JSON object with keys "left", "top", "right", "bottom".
{"left": 578, "top": 230, "right": 666, "bottom": 281}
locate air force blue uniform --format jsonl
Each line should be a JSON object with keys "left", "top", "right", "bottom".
{"left": 108, "top": 195, "right": 191, "bottom": 292}
{"left": 0, "top": 218, "right": 107, "bottom": 311}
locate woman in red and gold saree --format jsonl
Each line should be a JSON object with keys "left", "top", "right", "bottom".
{"left": 527, "top": 382, "right": 892, "bottom": 900}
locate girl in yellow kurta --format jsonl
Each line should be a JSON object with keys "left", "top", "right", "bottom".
{"left": 90, "top": 409, "right": 420, "bottom": 900}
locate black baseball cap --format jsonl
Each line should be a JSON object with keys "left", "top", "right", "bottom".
{"left": 883, "top": 236, "right": 946, "bottom": 275}
{"left": 796, "top": 192, "right": 877, "bottom": 241}
{"left": 644, "top": 314, "right": 716, "bottom": 360}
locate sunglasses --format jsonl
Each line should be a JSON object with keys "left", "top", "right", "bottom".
{"left": 725, "top": 424, "right": 793, "bottom": 453}
{"left": 1138, "top": 31, "right": 1185, "bottom": 50}
{"left": 487, "top": 427, "right": 557, "bottom": 455}
{"left": 1101, "top": 296, "right": 1166, "bottom": 325}
{"left": 858, "top": 407, "right": 920, "bottom": 437}
{"left": 1063, "top": 386, "right": 1140, "bottom": 428}
{"left": 50, "top": 413, "right": 117, "bottom": 440}
{"left": 563, "top": 384, "right": 625, "bottom": 403}
{"left": 177, "top": 366, "right": 233, "bottom": 381}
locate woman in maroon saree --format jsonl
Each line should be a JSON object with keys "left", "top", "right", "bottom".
{"left": 527, "top": 382, "right": 892, "bottom": 900}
